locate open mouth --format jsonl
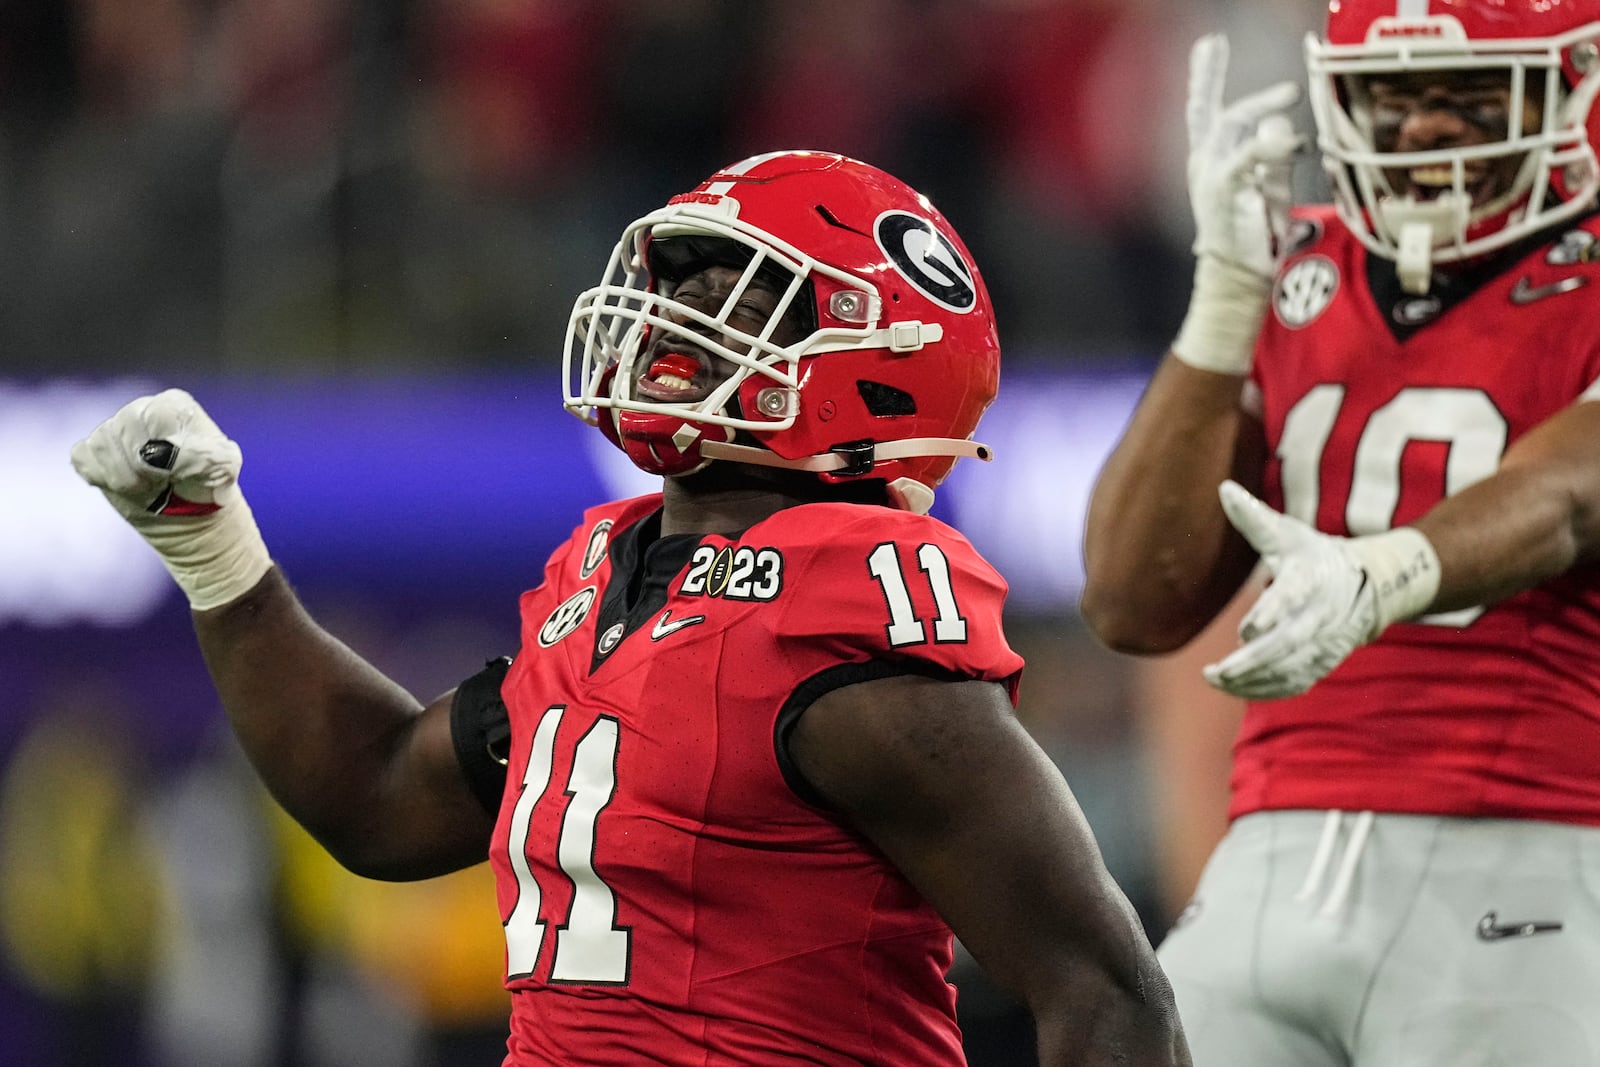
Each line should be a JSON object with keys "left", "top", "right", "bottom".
{"left": 1401, "top": 163, "right": 1494, "bottom": 205}
{"left": 635, "top": 349, "right": 709, "bottom": 403}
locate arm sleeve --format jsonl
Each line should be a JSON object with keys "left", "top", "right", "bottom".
{"left": 449, "top": 656, "right": 514, "bottom": 814}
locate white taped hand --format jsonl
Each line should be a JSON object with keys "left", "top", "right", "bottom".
{"left": 71, "top": 388, "right": 272, "bottom": 610}
{"left": 1173, "top": 33, "right": 1304, "bottom": 375}
{"left": 1202, "top": 481, "right": 1440, "bottom": 699}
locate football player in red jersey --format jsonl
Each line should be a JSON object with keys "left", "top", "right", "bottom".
{"left": 72, "top": 152, "right": 1191, "bottom": 1066}
{"left": 1083, "top": 1, "right": 1600, "bottom": 1063}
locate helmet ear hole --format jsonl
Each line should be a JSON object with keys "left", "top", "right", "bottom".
{"left": 856, "top": 381, "right": 917, "bottom": 417}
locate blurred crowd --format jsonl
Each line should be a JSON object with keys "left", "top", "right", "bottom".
{"left": 0, "top": 0, "right": 1324, "bottom": 375}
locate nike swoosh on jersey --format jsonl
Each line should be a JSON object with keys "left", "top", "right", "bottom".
{"left": 650, "top": 610, "right": 707, "bottom": 641}
{"left": 1510, "top": 275, "right": 1589, "bottom": 305}
{"left": 1476, "top": 910, "right": 1564, "bottom": 941}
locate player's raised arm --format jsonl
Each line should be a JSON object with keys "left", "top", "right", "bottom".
{"left": 1080, "top": 354, "right": 1266, "bottom": 653}
{"left": 1080, "top": 34, "right": 1297, "bottom": 655}
{"left": 789, "top": 673, "right": 1192, "bottom": 1067}
{"left": 71, "top": 388, "right": 493, "bottom": 880}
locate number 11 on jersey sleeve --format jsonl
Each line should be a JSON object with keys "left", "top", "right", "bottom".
{"left": 867, "top": 541, "right": 969, "bottom": 647}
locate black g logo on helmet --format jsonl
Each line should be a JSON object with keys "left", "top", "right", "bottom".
{"left": 875, "top": 211, "right": 976, "bottom": 313}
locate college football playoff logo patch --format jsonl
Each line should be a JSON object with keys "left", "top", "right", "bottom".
{"left": 1274, "top": 256, "right": 1338, "bottom": 329}
{"left": 874, "top": 211, "right": 976, "bottom": 313}
{"left": 679, "top": 544, "right": 784, "bottom": 601}
{"left": 1547, "top": 228, "right": 1599, "bottom": 265}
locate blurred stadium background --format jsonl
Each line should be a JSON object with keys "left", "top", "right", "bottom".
{"left": 0, "top": 1, "right": 1324, "bottom": 1063}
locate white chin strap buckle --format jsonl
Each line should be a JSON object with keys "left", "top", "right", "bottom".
{"left": 1378, "top": 193, "right": 1469, "bottom": 296}
{"left": 1395, "top": 221, "right": 1434, "bottom": 295}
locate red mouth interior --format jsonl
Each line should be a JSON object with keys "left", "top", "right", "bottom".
{"left": 648, "top": 352, "right": 701, "bottom": 382}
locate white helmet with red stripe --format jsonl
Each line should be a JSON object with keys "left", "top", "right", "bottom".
{"left": 1306, "top": 0, "right": 1600, "bottom": 289}
{"left": 562, "top": 151, "right": 1000, "bottom": 515}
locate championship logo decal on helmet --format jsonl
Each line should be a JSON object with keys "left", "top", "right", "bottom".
{"left": 874, "top": 211, "right": 977, "bottom": 313}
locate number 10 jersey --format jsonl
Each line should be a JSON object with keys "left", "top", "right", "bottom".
{"left": 1237, "top": 206, "right": 1600, "bottom": 826}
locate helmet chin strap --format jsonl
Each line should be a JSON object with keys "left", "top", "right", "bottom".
{"left": 696, "top": 435, "right": 992, "bottom": 473}
{"left": 695, "top": 436, "right": 990, "bottom": 516}
{"left": 1378, "top": 193, "right": 1471, "bottom": 295}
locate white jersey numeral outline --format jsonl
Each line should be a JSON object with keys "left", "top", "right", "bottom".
{"left": 867, "top": 541, "right": 969, "bottom": 647}
{"left": 1278, "top": 384, "right": 1506, "bottom": 627}
{"left": 504, "top": 707, "right": 631, "bottom": 984}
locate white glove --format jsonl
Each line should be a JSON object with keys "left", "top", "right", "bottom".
{"left": 70, "top": 388, "right": 273, "bottom": 611}
{"left": 1172, "top": 33, "right": 1303, "bottom": 375}
{"left": 1202, "top": 480, "right": 1440, "bottom": 699}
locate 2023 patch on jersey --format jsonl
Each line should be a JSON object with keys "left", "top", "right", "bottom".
{"left": 489, "top": 494, "right": 1023, "bottom": 1066}
{"left": 1237, "top": 205, "right": 1600, "bottom": 824}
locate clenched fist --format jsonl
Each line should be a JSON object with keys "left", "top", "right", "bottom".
{"left": 72, "top": 389, "right": 272, "bottom": 610}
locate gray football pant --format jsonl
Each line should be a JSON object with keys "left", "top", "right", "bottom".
{"left": 1158, "top": 810, "right": 1600, "bottom": 1066}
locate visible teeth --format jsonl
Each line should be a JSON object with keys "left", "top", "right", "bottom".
{"left": 653, "top": 374, "right": 692, "bottom": 389}
{"left": 1410, "top": 166, "right": 1456, "bottom": 187}
{"left": 1409, "top": 165, "right": 1484, "bottom": 190}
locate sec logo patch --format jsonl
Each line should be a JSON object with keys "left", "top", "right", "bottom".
{"left": 539, "top": 587, "right": 597, "bottom": 647}
{"left": 1274, "top": 256, "right": 1338, "bottom": 329}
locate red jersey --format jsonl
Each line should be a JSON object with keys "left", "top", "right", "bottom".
{"left": 486, "top": 495, "right": 1023, "bottom": 1066}
{"left": 1233, "top": 206, "right": 1600, "bottom": 825}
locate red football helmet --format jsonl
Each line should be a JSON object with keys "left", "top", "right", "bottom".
{"left": 563, "top": 151, "right": 1000, "bottom": 514}
{"left": 1307, "top": 0, "right": 1600, "bottom": 288}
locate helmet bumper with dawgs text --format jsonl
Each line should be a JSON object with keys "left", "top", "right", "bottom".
{"left": 563, "top": 150, "right": 1000, "bottom": 514}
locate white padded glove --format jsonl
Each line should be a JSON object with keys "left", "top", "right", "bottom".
{"left": 1202, "top": 480, "right": 1440, "bottom": 699}
{"left": 1172, "top": 33, "right": 1303, "bottom": 375}
{"left": 70, "top": 388, "right": 272, "bottom": 611}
